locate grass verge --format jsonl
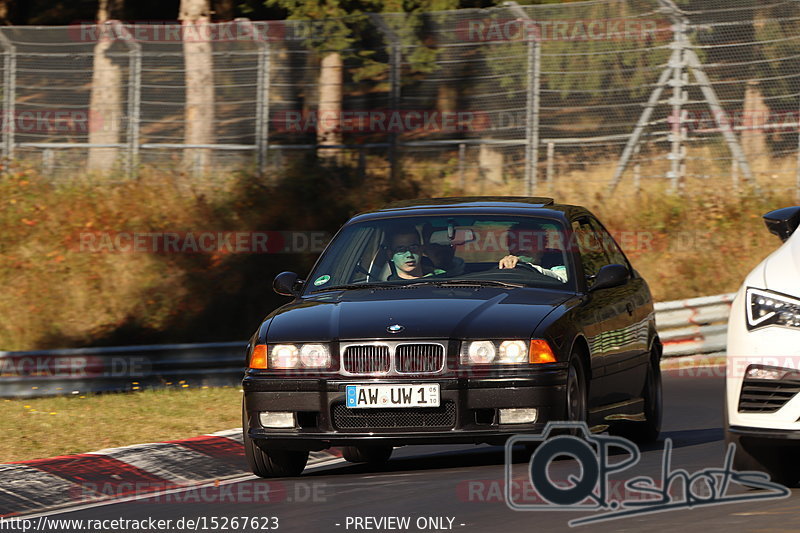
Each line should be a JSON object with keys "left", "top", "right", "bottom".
{"left": 0, "top": 387, "right": 243, "bottom": 463}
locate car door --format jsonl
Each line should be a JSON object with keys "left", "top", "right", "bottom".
{"left": 572, "top": 216, "right": 642, "bottom": 406}
{"left": 590, "top": 218, "right": 651, "bottom": 384}
{"left": 587, "top": 216, "right": 650, "bottom": 402}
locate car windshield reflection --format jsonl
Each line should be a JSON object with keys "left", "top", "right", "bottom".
{"left": 305, "top": 215, "right": 574, "bottom": 294}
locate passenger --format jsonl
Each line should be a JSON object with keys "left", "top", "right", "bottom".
{"left": 386, "top": 225, "right": 445, "bottom": 280}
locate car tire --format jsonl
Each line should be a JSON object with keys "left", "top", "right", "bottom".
{"left": 341, "top": 445, "right": 393, "bottom": 464}
{"left": 723, "top": 403, "right": 800, "bottom": 487}
{"left": 242, "top": 403, "right": 308, "bottom": 478}
{"left": 615, "top": 346, "right": 662, "bottom": 444}
{"left": 566, "top": 354, "right": 588, "bottom": 425}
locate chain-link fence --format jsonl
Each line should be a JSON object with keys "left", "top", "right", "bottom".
{"left": 2, "top": 0, "right": 800, "bottom": 197}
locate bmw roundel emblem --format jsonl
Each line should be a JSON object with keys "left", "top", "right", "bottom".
{"left": 387, "top": 324, "right": 404, "bottom": 333}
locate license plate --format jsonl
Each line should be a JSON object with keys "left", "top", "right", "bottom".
{"left": 345, "top": 383, "right": 440, "bottom": 409}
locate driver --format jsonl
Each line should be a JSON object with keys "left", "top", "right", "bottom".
{"left": 386, "top": 225, "right": 445, "bottom": 280}
{"left": 498, "top": 223, "right": 567, "bottom": 282}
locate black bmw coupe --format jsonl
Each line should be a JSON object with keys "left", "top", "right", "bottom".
{"left": 242, "top": 197, "right": 662, "bottom": 477}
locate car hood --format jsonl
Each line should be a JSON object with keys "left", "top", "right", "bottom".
{"left": 764, "top": 229, "right": 800, "bottom": 297}
{"left": 264, "top": 286, "right": 573, "bottom": 342}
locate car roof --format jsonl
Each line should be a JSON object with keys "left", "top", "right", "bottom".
{"left": 346, "top": 197, "right": 591, "bottom": 224}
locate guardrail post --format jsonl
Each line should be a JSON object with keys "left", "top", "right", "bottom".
{"left": 0, "top": 29, "right": 16, "bottom": 163}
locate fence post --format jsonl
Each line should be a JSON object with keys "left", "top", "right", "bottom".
{"left": 458, "top": 142, "right": 466, "bottom": 190}
{"left": 256, "top": 41, "right": 271, "bottom": 176}
{"left": 42, "top": 148, "right": 53, "bottom": 174}
{"left": 370, "top": 14, "right": 401, "bottom": 184}
{"left": 507, "top": 2, "right": 540, "bottom": 196}
{"left": 797, "top": 98, "right": 800, "bottom": 201}
{"left": 0, "top": 30, "right": 16, "bottom": 163}
{"left": 545, "top": 141, "right": 554, "bottom": 192}
{"left": 110, "top": 22, "right": 142, "bottom": 178}
{"left": 235, "top": 19, "right": 271, "bottom": 177}
{"left": 668, "top": 21, "right": 687, "bottom": 192}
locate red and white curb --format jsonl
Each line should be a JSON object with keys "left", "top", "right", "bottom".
{"left": 0, "top": 429, "right": 342, "bottom": 518}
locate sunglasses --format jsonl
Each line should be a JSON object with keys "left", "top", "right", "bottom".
{"left": 392, "top": 244, "right": 421, "bottom": 255}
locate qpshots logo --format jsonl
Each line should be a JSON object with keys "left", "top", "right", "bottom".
{"left": 504, "top": 422, "right": 789, "bottom": 526}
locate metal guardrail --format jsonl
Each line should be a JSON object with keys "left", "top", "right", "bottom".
{"left": 0, "top": 341, "right": 245, "bottom": 398}
{"left": 655, "top": 292, "right": 736, "bottom": 358}
{"left": 0, "top": 293, "right": 737, "bottom": 397}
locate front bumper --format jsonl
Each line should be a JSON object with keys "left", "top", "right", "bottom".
{"left": 728, "top": 425, "right": 800, "bottom": 442}
{"left": 242, "top": 369, "right": 567, "bottom": 450}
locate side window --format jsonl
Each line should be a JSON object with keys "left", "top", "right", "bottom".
{"left": 588, "top": 218, "right": 630, "bottom": 270}
{"left": 571, "top": 219, "right": 611, "bottom": 279}
{"left": 348, "top": 227, "right": 382, "bottom": 283}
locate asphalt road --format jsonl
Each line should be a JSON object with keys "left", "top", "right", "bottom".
{"left": 45, "top": 369, "right": 800, "bottom": 533}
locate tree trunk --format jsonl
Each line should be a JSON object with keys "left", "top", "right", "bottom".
{"left": 0, "top": 0, "right": 11, "bottom": 24}
{"left": 180, "top": 0, "right": 215, "bottom": 174}
{"left": 317, "top": 52, "right": 343, "bottom": 160}
{"left": 86, "top": 0, "right": 124, "bottom": 174}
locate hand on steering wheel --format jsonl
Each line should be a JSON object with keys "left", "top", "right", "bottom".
{"left": 498, "top": 255, "right": 538, "bottom": 272}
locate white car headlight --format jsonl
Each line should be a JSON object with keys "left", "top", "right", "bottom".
{"left": 465, "top": 341, "right": 496, "bottom": 364}
{"left": 268, "top": 343, "right": 331, "bottom": 369}
{"left": 498, "top": 340, "right": 528, "bottom": 363}
{"left": 461, "top": 340, "right": 532, "bottom": 365}
{"left": 269, "top": 344, "right": 299, "bottom": 368}
{"left": 299, "top": 344, "right": 331, "bottom": 368}
{"left": 747, "top": 288, "right": 800, "bottom": 330}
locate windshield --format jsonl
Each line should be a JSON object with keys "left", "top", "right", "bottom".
{"left": 303, "top": 214, "right": 575, "bottom": 293}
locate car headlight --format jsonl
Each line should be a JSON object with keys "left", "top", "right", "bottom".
{"left": 460, "top": 340, "right": 556, "bottom": 365}
{"left": 465, "top": 341, "right": 497, "bottom": 364}
{"left": 747, "top": 288, "right": 800, "bottom": 331}
{"left": 300, "top": 344, "right": 331, "bottom": 367}
{"left": 267, "top": 343, "right": 331, "bottom": 369}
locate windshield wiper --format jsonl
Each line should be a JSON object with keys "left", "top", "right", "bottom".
{"left": 405, "top": 279, "right": 524, "bottom": 289}
{"left": 310, "top": 283, "right": 392, "bottom": 293}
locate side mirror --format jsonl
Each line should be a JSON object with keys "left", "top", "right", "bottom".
{"left": 273, "top": 271, "right": 303, "bottom": 296}
{"left": 763, "top": 206, "right": 800, "bottom": 242}
{"left": 588, "top": 264, "right": 629, "bottom": 292}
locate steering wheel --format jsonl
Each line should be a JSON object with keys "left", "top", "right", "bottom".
{"left": 509, "top": 261, "right": 540, "bottom": 273}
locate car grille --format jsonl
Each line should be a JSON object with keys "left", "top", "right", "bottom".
{"left": 342, "top": 345, "right": 390, "bottom": 374}
{"left": 395, "top": 344, "right": 444, "bottom": 373}
{"left": 738, "top": 378, "right": 800, "bottom": 413}
{"left": 331, "top": 402, "right": 456, "bottom": 431}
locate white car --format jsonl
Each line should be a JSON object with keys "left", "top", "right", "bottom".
{"left": 725, "top": 205, "right": 800, "bottom": 486}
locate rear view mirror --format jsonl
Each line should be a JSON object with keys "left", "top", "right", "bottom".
{"left": 763, "top": 206, "right": 800, "bottom": 242}
{"left": 589, "top": 264, "right": 629, "bottom": 292}
{"left": 427, "top": 228, "right": 476, "bottom": 246}
{"left": 273, "top": 271, "right": 303, "bottom": 296}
